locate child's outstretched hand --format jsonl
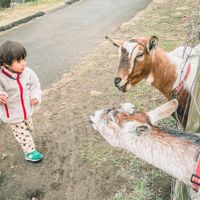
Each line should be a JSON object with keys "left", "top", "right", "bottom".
{"left": 31, "top": 98, "right": 39, "bottom": 106}
{"left": 0, "top": 95, "right": 8, "bottom": 104}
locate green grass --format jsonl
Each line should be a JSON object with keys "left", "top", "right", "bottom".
{"left": 79, "top": 0, "right": 197, "bottom": 199}
{"left": 58, "top": 0, "right": 198, "bottom": 199}
{"left": 23, "top": 0, "right": 63, "bottom": 5}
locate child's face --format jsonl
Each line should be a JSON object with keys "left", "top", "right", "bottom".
{"left": 10, "top": 59, "right": 27, "bottom": 73}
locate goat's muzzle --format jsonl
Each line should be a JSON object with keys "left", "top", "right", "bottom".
{"left": 114, "top": 77, "right": 129, "bottom": 92}
{"left": 114, "top": 77, "right": 122, "bottom": 87}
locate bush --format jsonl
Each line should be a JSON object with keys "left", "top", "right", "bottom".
{"left": 0, "top": 0, "right": 11, "bottom": 8}
{"left": 25, "top": 0, "right": 38, "bottom": 2}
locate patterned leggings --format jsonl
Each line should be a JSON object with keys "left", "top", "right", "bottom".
{"left": 9, "top": 118, "right": 36, "bottom": 154}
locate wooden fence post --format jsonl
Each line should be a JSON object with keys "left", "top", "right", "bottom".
{"left": 186, "top": 57, "right": 200, "bottom": 132}
{"left": 173, "top": 57, "right": 200, "bottom": 199}
{"left": 173, "top": 181, "right": 189, "bottom": 200}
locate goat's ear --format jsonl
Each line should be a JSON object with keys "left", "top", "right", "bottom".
{"left": 105, "top": 35, "right": 124, "bottom": 47}
{"left": 147, "top": 36, "right": 159, "bottom": 52}
{"left": 147, "top": 99, "right": 178, "bottom": 125}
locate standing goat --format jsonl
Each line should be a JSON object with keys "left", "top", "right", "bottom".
{"left": 90, "top": 100, "right": 200, "bottom": 199}
{"left": 106, "top": 36, "right": 200, "bottom": 128}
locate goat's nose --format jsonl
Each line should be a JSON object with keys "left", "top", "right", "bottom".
{"left": 114, "top": 77, "right": 122, "bottom": 87}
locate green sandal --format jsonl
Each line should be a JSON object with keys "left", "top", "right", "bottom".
{"left": 25, "top": 150, "right": 43, "bottom": 162}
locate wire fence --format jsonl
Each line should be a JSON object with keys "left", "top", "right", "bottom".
{"left": 171, "top": 1, "right": 200, "bottom": 199}
{"left": 174, "top": 0, "right": 200, "bottom": 130}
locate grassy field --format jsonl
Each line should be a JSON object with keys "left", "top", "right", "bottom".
{"left": 75, "top": 0, "right": 198, "bottom": 199}
{"left": 0, "top": 0, "right": 199, "bottom": 199}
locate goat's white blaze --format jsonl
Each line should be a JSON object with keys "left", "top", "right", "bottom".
{"left": 122, "top": 41, "right": 139, "bottom": 73}
{"left": 122, "top": 41, "right": 138, "bottom": 56}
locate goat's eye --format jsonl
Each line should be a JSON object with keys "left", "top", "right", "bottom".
{"left": 136, "top": 53, "right": 144, "bottom": 58}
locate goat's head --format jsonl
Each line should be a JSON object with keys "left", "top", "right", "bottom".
{"left": 90, "top": 99, "right": 178, "bottom": 148}
{"left": 106, "top": 36, "right": 159, "bottom": 92}
{"left": 90, "top": 103, "right": 137, "bottom": 147}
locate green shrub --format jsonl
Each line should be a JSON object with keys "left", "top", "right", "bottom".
{"left": 0, "top": 0, "right": 11, "bottom": 8}
{"left": 25, "top": 0, "right": 38, "bottom": 2}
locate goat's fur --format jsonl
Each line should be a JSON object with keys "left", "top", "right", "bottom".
{"left": 107, "top": 35, "right": 200, "bottom": 128}
{"left": 90, "top": 100, "right": 200, "bottom": 199}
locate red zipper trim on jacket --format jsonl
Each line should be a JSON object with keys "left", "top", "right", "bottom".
{"left": 2, "top": 68, "right": 15, "bottom": 80}
{"left": 4, "top": 104, "right": 10, "bottom": 118}
{"left": 16, "top": 74, "right": 27, "bottom": 120}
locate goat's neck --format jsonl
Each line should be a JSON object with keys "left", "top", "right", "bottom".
{"left": 149, "top": 48, "right": 179, "bottom": 100}
{"left": 148, "top": 48, "right": 191, "bottom": 127}
{"left": 117, "top": 115, "right": 200, "bottom": 186}
{"left": 125, "top": 127, "right": 199, "bottom": 186}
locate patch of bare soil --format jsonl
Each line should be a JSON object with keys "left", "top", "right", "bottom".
{"left": 0, "top": 0, "right": 197, "bottom": 199}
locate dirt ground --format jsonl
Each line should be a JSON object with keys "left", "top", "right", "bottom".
{"left": 0, "top": 0, "right": 197, "bottom": 199}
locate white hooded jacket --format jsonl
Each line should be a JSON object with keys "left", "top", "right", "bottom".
{"left": 0, "top": 66, "right": 42, "bottom": 123}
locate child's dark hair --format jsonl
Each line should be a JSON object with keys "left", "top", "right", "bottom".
{"left": 0, "top": 41, "right": 27, "bottom": 66}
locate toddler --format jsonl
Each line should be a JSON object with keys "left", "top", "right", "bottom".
{"left": 0, "top": 41, "right": 43, "bottom": 162}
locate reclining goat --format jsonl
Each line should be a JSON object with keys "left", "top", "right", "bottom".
{"left": 90, "top": 100, "right": 200, "bottom": 199}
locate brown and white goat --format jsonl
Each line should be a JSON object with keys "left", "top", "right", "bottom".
{"left": 106, "top": 36, "right": 200, "bottom": 128}
{"left": 90, "top": 100, "right": 200, "bottom": 199}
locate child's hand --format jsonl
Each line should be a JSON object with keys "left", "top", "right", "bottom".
{"left": 0, "top": 95, "right": 8, "bottom": 104}
{"left": 31, "top": 98, "right": 39, "bottom": 106}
